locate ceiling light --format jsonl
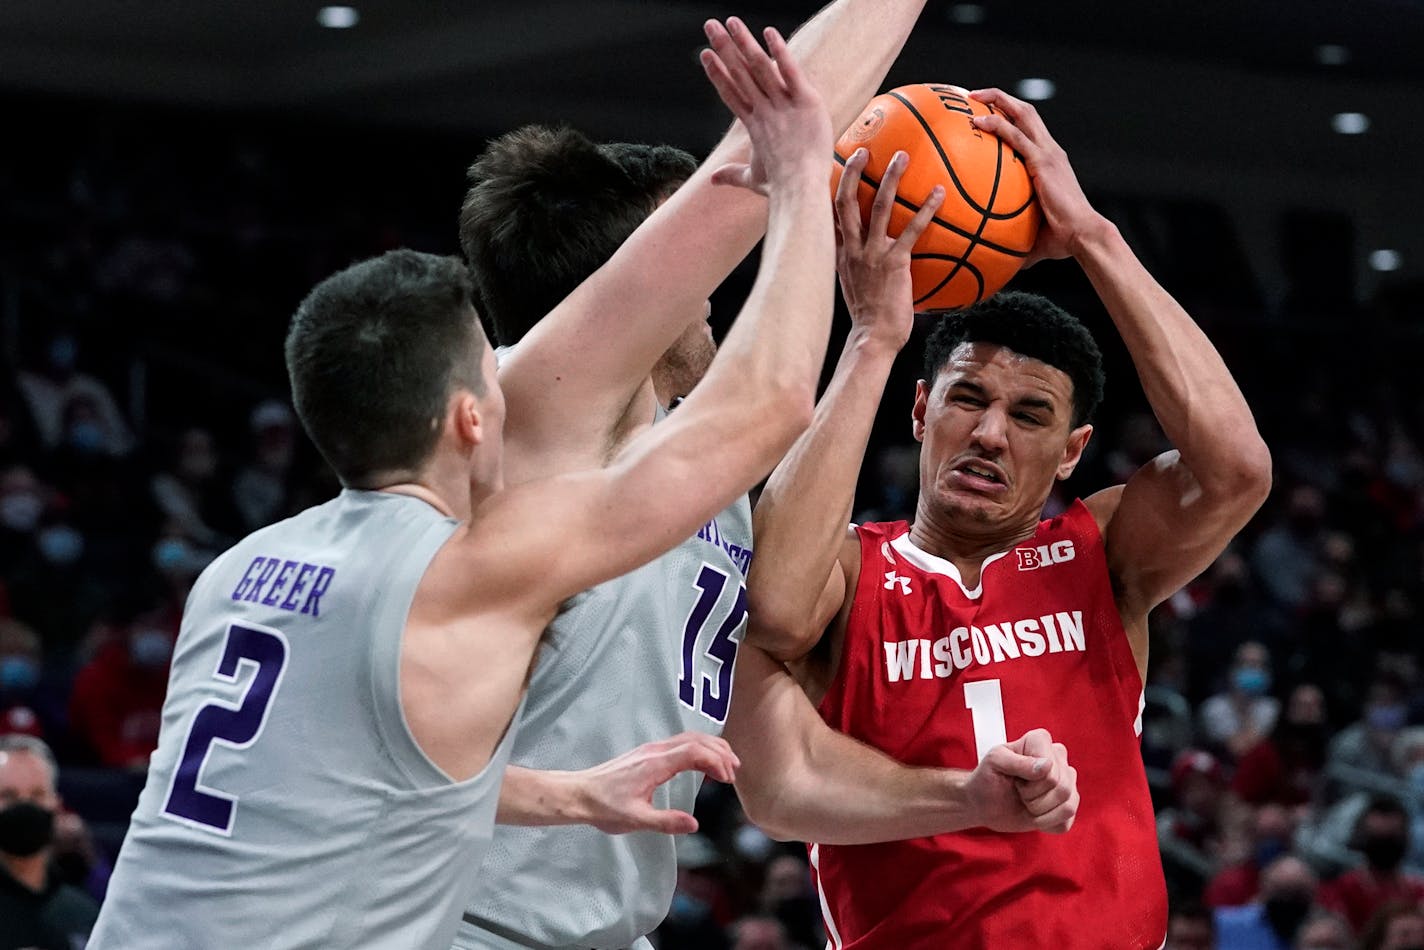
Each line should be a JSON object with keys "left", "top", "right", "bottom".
{"left": 1315, "top": 44, "right": 1350, "bottom": 66}
{"left": 317, "top": 6, "right": 359, "bottom": 29}
{"left": 1331, "top": 112, "right": 1370, "bottom": 135}
{"left": 1015, "top": 78, "right": 1056, "bottom": 101}
{"left": 1369, "top": 249, "right": 1402, "bottom": 272}
{"left": 948, "top": 4, "right": 986, "bottom": 25}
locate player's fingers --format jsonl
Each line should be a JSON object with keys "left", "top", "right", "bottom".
{"left": 969, "top": 88, "right": 1051, "bottom": 141}
{"left": 699, "top": 48, "right": 756, "bottom": 120}
{"left": 703, "top": 21, "right": 760, "bottom": 108}
{"left": 709, "top": 164, "right": 761, "bottom": 193}
{"left": 1010, "top": 728, "right": 1054, "bottom": 759}
{"left": 628, "top": 806, "right": 701, "bottom": 836}
{"left": 1033, "top": 792, "right": 1079, "bottom": 834}
{"left": 969, "top": 114, "right": 1035, "bottom": 164}
{"left": 867, "top": 151, "right": 908, "bottom": 241}
{"left": 983, "top": 744, "right": 1047, "bottom": 782}
{"left": 725, "top": 16, "right": 785, "bottom": 101}
{"left": 646, "top": 740, "right": 739, "bottom": 785}
{"left": 1020, "top": 768, "right": 1073, "bottom": 817}
{"left": 892, "top": 184, "right": 944, "bottom": 255}
{"left": 764, "top": 27, "right": 807, "bottom": 98}
{"left": 833, "top": 148, "right": 869, "bottom": 247}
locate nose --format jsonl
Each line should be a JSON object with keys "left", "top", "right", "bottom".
{"left": 969, "top": 405, "right": 1009, "bottom": 455}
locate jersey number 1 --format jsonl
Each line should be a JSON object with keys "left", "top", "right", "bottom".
{"left": 161, "top": 622, "right": 289, "bottom": 835}
{"left": 964, "top": 679, "right": 1007, "bottom": 761}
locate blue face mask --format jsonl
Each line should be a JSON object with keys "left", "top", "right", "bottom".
{"left": 153, "top": 538, "right": 191, "bottom": 574}
{"left": 37, "top": 525, "right": 84, "bottom": 566}
{"left": 1367, "top": 704, "right": 1407, "bottom": 732}
{"left": 66, "top": 421, "right": 105, "bottom": 454}
{"left": 1233, "top": 667, "right": 1271, "bottom": 696}
{"left": 0, "top": 656, "right": 41, "bottom": 693}
{"left": 129, "top": 630, "right": 172, "bottom": 669}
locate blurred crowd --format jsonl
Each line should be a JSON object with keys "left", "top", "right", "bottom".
{"left": 3, "top": 97, "right": 1424, "bottom": 950}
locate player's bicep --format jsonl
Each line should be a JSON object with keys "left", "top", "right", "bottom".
{"left": 1095, "top": 449, "right": 1254, "bottom": 615}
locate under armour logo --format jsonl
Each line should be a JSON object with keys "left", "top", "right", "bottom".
{"left": 884, "top": 571, "right": 912, "bottom": 595}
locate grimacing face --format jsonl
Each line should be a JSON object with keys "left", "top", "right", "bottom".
{"left": 912, "top": 342, "right": 1092, "bottom": 533}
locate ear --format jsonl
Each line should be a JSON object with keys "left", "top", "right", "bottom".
{"left": 1056, "top": 423, "right": 1093, "bottom": 481}
{"left": 449, "top": 390, "right": 484, "bottom": 450}
{"left": 912, "top": 380, "right": 930, "bottom": 443}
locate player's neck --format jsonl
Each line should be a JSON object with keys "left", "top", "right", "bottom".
{"left": 1, "top": 849, "right": 48, "bottom": 892}
{"left": 908, "top": 504, "right": 1040, "bottom": 585}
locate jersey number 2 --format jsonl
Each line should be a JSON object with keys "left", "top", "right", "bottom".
{"left": 964, "top": 679, "right": 1007, "bottom": 761}
{"left": 161, "top": 622, "right": 289, "bottom": 835}
{"left": 678, "top": 564, "right": 745, "bottom": 723}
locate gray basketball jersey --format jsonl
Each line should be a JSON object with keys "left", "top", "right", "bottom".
{"left": 456, "top": 436, "right": 753, "bottom": 948}
{"left": 91, "top": 490, "right": 523, "bottom": 950}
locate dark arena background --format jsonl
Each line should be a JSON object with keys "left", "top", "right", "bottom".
{"left": 1, "top": 2, "right": 1423, "bottom": 948}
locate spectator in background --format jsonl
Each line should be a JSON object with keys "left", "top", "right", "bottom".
{"left": 66, "top": 606, "right": 173, "bottom": 769}
{"left": 1207, "top": 803, "right": 1299, "bottom": 909}
{"left": 656, "top": 833, "right": 731, "bottom": 950}
{"left": 0, "top": 466, "right": 48, "bottom": 575}
{"left": 1160, "top": 749, "right": 1230, "bottom": 894}
{"left": 1319, "top": 797, "right": 1424, "bottom": 934}
{"left": 231, "top": 399, "right": 298, "bottom": 531}
{"left": 728, "top": 915, "right": 793, "bottom": 950}
{"left": 1215, "top": 855, "right": 1320, "bottom": 950}
{"left": 0, "top": 734, "right": 99, "bottom": 949}
{"left": 758, "top": 852, "right": 820, "bottom": 950}
{"left": 1358, "top": 902, "right": 1424, "bottom": 950}
{"left": 0, "top": 378, "right": 43, "bottom": 468}
{"left": 0, "top": 620, "right": 65, "bottom": 741}
{"left": 1252, "top": 484, "right": 1327, "bottom": 609}
{"left": 1294, "top": 911, "right": 1356, "bottom": 950}
{"left": 149, "top": 426, "right": 237, "bottom": 550}
{"left": 16, "top": 331, "right": 133, "bottom": 456}
{"left": 1185, "top": 550, "right": 1289, "bottom": 698}
{"left": 1235, "top": 683, "right": 1331, "bottom": 812}
{"left": 1327, "top": 672, "right": 1414, "bottom": 798}
{"left": 1201, "top": 641, "right": 1282, "bottom": 760}
{"left": 1167, "top": 900, "right": 1218, "bottom": 950}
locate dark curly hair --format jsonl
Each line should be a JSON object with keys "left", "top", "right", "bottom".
{"left": 458, "top": 125, "right": 697, "bottom": 347}
{"left": 922, "top": 291, "right": 1105, "bottom": 427}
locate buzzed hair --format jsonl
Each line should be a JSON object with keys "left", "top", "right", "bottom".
{"left": 285, "top": 249, "right": 485, "bottom": 488}
{"left": 922, "top": 290, "right": 1105, "bottom": 427}
{"left": 0, "top": 733, "right": 58, "bottom": 786}
{"left": 458, "top": 124, "right": 697, "bottom": 347}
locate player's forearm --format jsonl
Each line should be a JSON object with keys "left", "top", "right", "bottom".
{"left": 741, "top": 743, "right": 976, "bottom": 844}
{"left": 494, "top": 766, "right": 590, "bottom": 827}
{"left": 748, "top": 331, "right": 896, "bottom": 654}
{"left": 1074, "top": 221, "right": 1271, "bottom": 497}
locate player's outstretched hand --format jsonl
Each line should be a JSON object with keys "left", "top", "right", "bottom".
{"left": 700, "top": 16, "right": 832, "bottom": 196}
{"left": 966, "top": 88, "right": 1110, "bottom": 268}
{"left": 964, "top": 728, "right": 1078, "bottom": 834}
{"left": 834, "top": 146, "right": 945, "bottom": 347}
{"left": 574, "top": 732, "right": 740, "bottom": 835}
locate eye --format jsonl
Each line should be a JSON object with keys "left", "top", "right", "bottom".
{"left": 1013, "top": 412, "right": 1044, "bottom": 426}
{"left": 952, "top": 395, "right": 985, "bottom": 408}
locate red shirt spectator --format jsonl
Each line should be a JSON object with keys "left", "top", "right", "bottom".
{"left": 67, "top": 623, "right": 172, "bottom": 768}
{"left": 1318, "top": 797, "right": 1424, "bottom": 933}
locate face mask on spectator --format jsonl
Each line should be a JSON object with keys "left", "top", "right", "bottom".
{"left": 153, "top": 537, "right": 193, "bottom": 574}
{"left": 0, "top": 492, "right": 43, "bottom": 533}
{"left": 1233, "top": 667, "right": 1271, "bottom": 696}
{"left": 0, "top": 801, "right": 55, "bottom": 857}
{"left": 129, "top": 629, "right": 173, "bottom": 669}
{"left": 37, "top": 525, "right": 84, "bottom": 566}
{"left": 0, "top": 655, "right": 41, "bottom": 693}
{"left": 1361, "top": 833, "right": 1408, "bottom": 871}
{"left": 1255, "top": 836, "right": 1288, "bottom": 868}
{"left": 66, "top": 420, "right": 105, "bottom": 454}
{"left": 1367, "top": 704, "right": 1407, "bottom": 732}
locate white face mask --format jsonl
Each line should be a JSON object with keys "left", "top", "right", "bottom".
{"left": 0, "top": 493, "right": 43, "bottom": 533}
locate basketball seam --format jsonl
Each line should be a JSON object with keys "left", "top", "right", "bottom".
{"left": 832, "top": 152, "right": 1029, "bottom": 260}
{"left": 886, "top": 91, "right": 1034, "bottom": 221}
{"left": 916, "top": 114, "right": 1005, "bottom": 307}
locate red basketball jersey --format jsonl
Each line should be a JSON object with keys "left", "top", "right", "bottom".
{"left": 812, "top": 501, "right": 1167, "bottom": 950}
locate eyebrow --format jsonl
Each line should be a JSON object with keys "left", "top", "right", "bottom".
{"left": 946, "top": 380, "right": 1058, "bottom": 415}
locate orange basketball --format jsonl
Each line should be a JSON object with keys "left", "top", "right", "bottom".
{"left": 833, "top": 83, "right": 1040, "bottom": 311}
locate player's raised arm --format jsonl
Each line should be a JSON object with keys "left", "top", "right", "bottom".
{"left": 724, "top": 645, "right": 1078, "bottom": 842}
{"left": 746, "top": 157, "right": 943, "bottom": 662}
{"left": 469, "top": 23, "right": 834, "bottom": 616}
{"left": 969, "top": 89, "right": 1272, "bottom": 632}
{"left": 497, "top": 0, "right": 929, "bottom": 470}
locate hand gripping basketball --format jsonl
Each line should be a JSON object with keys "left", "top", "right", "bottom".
{"left": 968, "top": 88, "right": 1109, "bottom": 268}
{"left": 700, "top": 17, "right": 832, "bottom": 196}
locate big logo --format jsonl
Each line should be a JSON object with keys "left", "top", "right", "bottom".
{"left": 1016, "top": 540, "right": 1075, "bottom": 571}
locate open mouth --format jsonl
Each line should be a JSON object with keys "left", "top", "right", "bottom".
{"left": 949, "top": 459, "right": 1007, "bottom": 492}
